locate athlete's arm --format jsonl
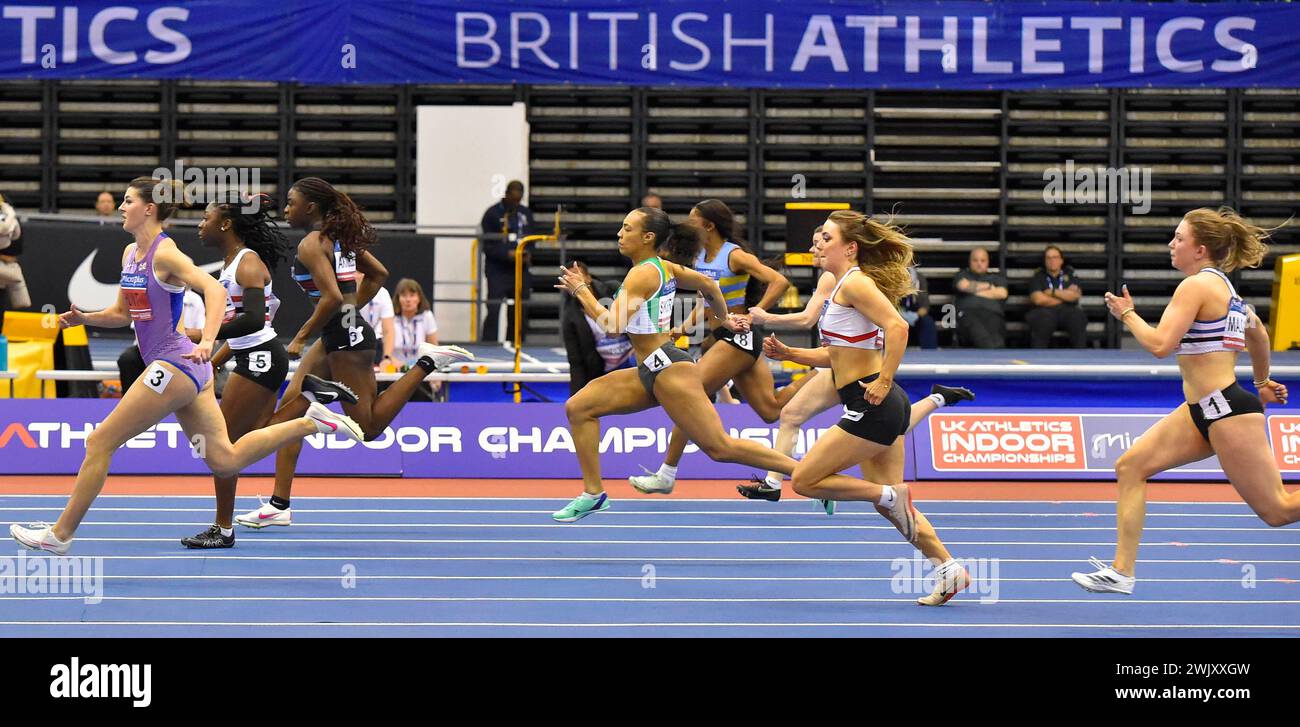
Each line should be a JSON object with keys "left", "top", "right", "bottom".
{"left": 670, "top": 263, "right": 741, "bottom": 330}
{"left": 728, "top": 247, "right": 789, "bottom": 312}
{"left": 154, "top": 243, "right": 227, "bottom": 363}
{"left": 762, "top": 334, "right": 831, "bottom": 368}
{"left": 216, "top": 251, "right": 269, "bottom": 341}
{"left": 843, "top": 274, "right": 909, "bottom": 402}
{"left": 291, "top": 233, "right": 344, "bottom": 346}
{"left": 1107, "top": 278, "right": 1202, "bottom": 358}
{"left": 752, "top": 271, "right": 835, "bottom": 329}
{"left": 1245, "top": 308, "right": 1288, "bottom": 404}
{"left": 557, "top": 262, "right": 657, "bottom": 336}
{"left": 64, "top": 246, "right": 133, "bottom": 329}
{"left": 354, "top": 250, "right": 388, "bottom": 308}
{"left": 210, "top": 342, "right": 232, "bottom": 370}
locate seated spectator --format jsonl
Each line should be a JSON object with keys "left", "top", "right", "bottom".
{"left": 356, "top": 270, "right": 397, "bottom": 370}
{"left": 900, "top": 265, "right": 937, "bottom": 349}
{"left": 1026, "top": 245, "right": 1088, "bottom": 348}
{"left": 95, "top": 191, "right": 115, "bottom": 217}
{"left": 560, "top": 261, "right": 632, "bottom": 395}
{"left": 0, "top": 192, "right": 29, "bottom": 312}
{"left": 641, "top": 192, "right": 663, "bottom": 210}
{"left": 391, "top": 278, "right": 442, "bottom": 399}
{"left": 954, "top": 247, "right": 1008, "bottom": 348}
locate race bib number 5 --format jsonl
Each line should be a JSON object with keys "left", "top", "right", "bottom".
{"left": 143, "top": 362, "right": 174, "bottom": 395}
{"left": 644, "top": 348, "right": 673, "bottom": 372}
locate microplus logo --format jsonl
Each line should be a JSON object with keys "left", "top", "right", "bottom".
{"left": 50, "top": 658, "right": 152, "bottom": 708}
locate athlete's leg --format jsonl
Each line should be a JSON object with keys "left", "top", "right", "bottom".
{"left": 764, "top": 369, "right": 837, "bottom": 484}
{"left": 49, "top": 362, "right": 198, "bottom": 540}
{"left": 659, "top": 343, "right": 754, "bottom": 468}
{"left": 173, "top": 384, "right": 318, "bottom": 480}
{"left": 565, "top": 368, "right": 656, "bottom": 494}
{"left": 210, "top": 372, "right": 280, "bottom": 528}
{"left": 268, "top": 340, "right": 329, "bottom": 501}
{"left": 1210, "top": 414, "right": 1300, "bottom": 527}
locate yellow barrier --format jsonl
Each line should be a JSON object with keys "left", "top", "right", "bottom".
{"left": 1270, "top": 253, "right": 1300, "bottom": 352}
{"left": 0, "top": 312, "right": 87, "bottom": 398}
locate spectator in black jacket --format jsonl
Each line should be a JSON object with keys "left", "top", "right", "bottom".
{"left": 560, "top": 261, "right": 632, "bottom": 395}
{"left": 954, "top": 247, "right": 1009, "bottom": 348}
{"left": 479, "top": 180, "right": 535, "bottom": 343}
{"left": 1026, "top": 245, "right": 1088, "bottom": 348}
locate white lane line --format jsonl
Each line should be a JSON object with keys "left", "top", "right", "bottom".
{"left": 3, "top": 596, "right": 1298, "bottom": 604}
{"left": 0, "top": 621, "right": 1295, "bottom": 629}
{"left": 46, "top": 537, "right": 1300, "bottom": 546}
{"left": 0, "top": 508, "right": 1264, "bottom": 518}
{"left": 63, "top": 556, "right": 1300, "bottom": 563}
{"left": 0, "top": 495, "right": 1261, "bottom": 505}
{"left": 42, "top": 575, "right": 1285, "bottom": 583}
{"left": 47, "top": 521, "right": 1297, "bottom": 533}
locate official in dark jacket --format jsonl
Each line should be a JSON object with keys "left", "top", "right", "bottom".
{"left": 479, "top": 180, "right": 535, "bottom": 342}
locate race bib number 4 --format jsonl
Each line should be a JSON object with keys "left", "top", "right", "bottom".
{"left": 143, "top": 362, "right": 174, "bottom": 395}
{"left": 644, "top": 348, "right": 673, "bottom": 372}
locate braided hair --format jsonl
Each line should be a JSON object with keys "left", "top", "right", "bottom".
{"left": 291, "top": 177, "right": 378, "bottom": 258}
{"left": 209, "top": 192, "right": 291, "bottom": 272}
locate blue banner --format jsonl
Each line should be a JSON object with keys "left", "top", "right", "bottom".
{"left": 1, "top": 1, "right": 1298, "bottom": 87}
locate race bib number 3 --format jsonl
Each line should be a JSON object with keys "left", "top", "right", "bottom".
{"left": 1198, "top": 390, "right": 1232, "bottom": 420}
{"left": 143, "top": 362, "right": 174, "bottom": 395}
{"left": 644, "top": 349, "right": 672, "bottom": 372}
{"left": 348, "top": 326, "right": 364, "bottom": 347}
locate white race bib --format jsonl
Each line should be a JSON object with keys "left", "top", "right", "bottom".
{"left": 644, "top": 348, "right": 672, "bottom": 372}
{"left": 348, "top": 326, "right": 364, "bottom": 347}
{"left": 249, "top": 351, "right": 272, "bottom": 373}
{"left": 733, "top": 331, "right": 753, "bottom": 350}
{"left": 143, "top": 362, "right": 174, "bottom": 395}
{"left": 1198, "top": 390, "right": 1232, "bottom": 420}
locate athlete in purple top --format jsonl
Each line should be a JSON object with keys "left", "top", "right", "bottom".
{"left": 9, "top": 176, "right": 366, "bottom": 556}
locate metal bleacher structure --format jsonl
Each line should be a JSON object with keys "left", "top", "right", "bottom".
{"left": 2, "top": 81, "right": 1297, "bottom": 348}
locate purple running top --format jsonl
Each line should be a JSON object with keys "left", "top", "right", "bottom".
{"left": 119, "top": 232, "right": 212, "bottom": 392}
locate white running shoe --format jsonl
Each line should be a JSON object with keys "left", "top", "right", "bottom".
{"left": 629, "top": 466, "right": 675, "bottom": 494}
{"left": 307, "top": 401, "right": 365, "bottom": 442}
{"left": 1072, "top": 556, "right": 1135, "bottom": 595}
{"left": 10, "top": 522, "right": 72, "bottom": 555}
{"left": 875, "top": 483, "right": 918, "bottom": 544}
{"left": 918, "top": 561, "right": 971, "bottom": 606}
{"left": 235, "top": 495, "right": 292, "bottom": 529}
{"left": 417, "top": 343, "right": 475, "bottom": 371}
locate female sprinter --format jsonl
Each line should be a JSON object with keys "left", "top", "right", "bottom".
{"left": 181, "top": 193, "right": 292, "bottom": 549}
{"left": 628, "top": 199, "right": 811, "bottom": 494}
{"left": 1073, "top": 207, "right": 1296, "bottom": 594}
{"left": 10, "top": 177, "right": 362, "bottom": 555}
{"left": 236, "top": 178, "right": 472, "bottom": 527}
{"left": 763, "top": 210, "right": 970, "bottom": 605}
{"left": 744, "top": 226, "right": 973, "bottom": 503}
{"left": 551, "top": 207, "right": 834, "bottom": 524}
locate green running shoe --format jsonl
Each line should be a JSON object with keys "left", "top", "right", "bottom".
{"left": 552, "top": 493, "right": 611, "bottom": 523}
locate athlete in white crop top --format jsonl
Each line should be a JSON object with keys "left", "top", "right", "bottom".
{"left": 741, "top": 231, "right": 974, "bottom": 505}
{"left": 762, "top": 210, "right": 971, "bottom": 605}
{"left": 1075, "top": 208, "right": 1295, "bottom": 596}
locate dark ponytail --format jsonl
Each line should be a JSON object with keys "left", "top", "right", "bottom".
{"left": 637, "top": 206, "right": 703, "bottom": 266}
{"left": 211, "top": 192, "right": 291, "bottom": 272}
{"left": 691, "top": 198, "right": 778, "bottom": 308}
{"left": 291, "top": 177, "right": 378, "bottom": 258}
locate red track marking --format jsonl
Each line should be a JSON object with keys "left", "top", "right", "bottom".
{"left": 0, "top": 476, "right": 1285, "bottom": 502}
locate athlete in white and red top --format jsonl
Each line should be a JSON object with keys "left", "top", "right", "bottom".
{"left": 1074, "top": 207, "right": 1294, "bottom": 595}
{"left": 762, "top": 210, "right": 969, "bottom": 606}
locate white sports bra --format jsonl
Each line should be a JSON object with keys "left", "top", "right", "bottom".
{"left": 819, "top": 268, "right": 883, "bottom": 350}
{"left": 1175, "top": 267, "right": 1248, "bottom": 356}
{"left": 219, "top": 247, "right": 280, "bottom": 350}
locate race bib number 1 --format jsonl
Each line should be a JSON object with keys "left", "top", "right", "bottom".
{"left": 644, "top": 349, "right": 672, "bottom": 372}
{"left": 143, "top": 362, "right": 174, "bottom": 395}
{"left": 1198, "top": 390, "right": 1232, "bottom": 420}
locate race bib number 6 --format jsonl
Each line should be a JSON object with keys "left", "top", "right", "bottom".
{"left": 143, "top": 362, "right": 174, "bottom": 395}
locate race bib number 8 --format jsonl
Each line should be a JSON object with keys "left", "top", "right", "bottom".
{"left": 644, "top": 349, "right": 672, "bottom": 372}
{"left": 1198, "top": 390, "right": 1232, "bottom": 420}
{"left": 733, "top": 331, "right": 753, "bottom": 350}
{"left": 143, "top": 362, "right": 174, "bottom": 395}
